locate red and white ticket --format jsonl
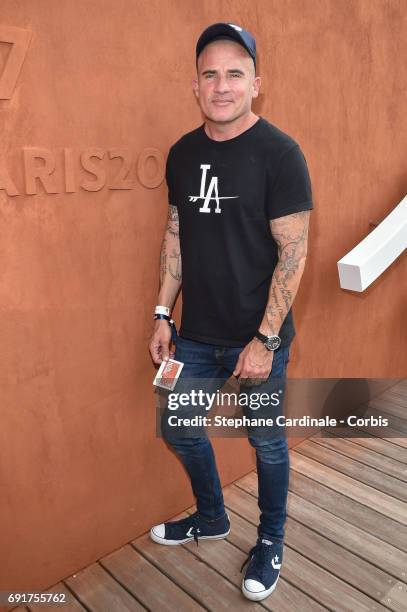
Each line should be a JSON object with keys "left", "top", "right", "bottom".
{"left": 153, "top": 358, "right": 184, "bottom": 390}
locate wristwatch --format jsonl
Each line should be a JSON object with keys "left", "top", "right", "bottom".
{"left": 254, "top": 331, "right": 281, "bottom": 351}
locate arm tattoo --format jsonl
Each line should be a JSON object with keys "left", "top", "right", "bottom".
{"left": 159, "top": 237, "right": 167, "bottom": 285}
{"left": 159, "top": 205, "right": 182, "bottom": 285}
{"left": 266, "top": 211, "right": 310, "bottom": 332}
{"left": 169, "top": 248, "right": 182, "bottom": 281}
{"left": 168, "top": 204, "right": 179, "bottom": 238}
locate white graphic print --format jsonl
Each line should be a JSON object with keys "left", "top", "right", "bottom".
{"left": 228, "top": 24, "right": 243, "bottom": 31}
{"left": 186, "top": 527, "right": 200, "bottom": 537}
{"left": 271, "top": 554, "right": 281, "bottom": 570}
{"left": 188, "top": 164, "right": 239, "bottom": 214}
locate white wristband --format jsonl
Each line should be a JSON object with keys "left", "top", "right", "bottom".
{"left": 154, "top": 305, "right": 170, "bottom": 316}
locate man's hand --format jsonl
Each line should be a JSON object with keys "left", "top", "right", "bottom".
{"left": 233, "top": 338, "right": 274, "bottom": 386}
{"left": 149, "top": 320, "right": 174, "bottom": 365}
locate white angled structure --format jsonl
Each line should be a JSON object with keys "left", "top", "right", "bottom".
{"left": 337, "top": 195, "right": 407, "bottom": 292}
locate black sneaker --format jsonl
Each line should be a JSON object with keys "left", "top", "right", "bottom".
{"left": 241, "top": 538, "right": 283, "bottom": 601}
{"left": 150, "top": 511, "right": 230, "bottom": 546}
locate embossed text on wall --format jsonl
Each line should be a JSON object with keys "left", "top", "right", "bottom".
{"left": 0, "top": 147, "right": 166, "bottom": 196}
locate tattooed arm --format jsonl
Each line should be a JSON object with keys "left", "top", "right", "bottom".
{"left": 233, "top": 211, "right": 310, "bottom": 385}
{"left": 158, "top": 204, "right": 182, "bottom": 306}
{"left": 149, "top": 205, "right": 182, "bottom": 364}
{"left": 259, "top": 210, "right": 310, "bottom": 336}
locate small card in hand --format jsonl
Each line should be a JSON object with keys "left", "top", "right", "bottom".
{"left": 153, "top": 359, "right": 184, "bottom": 391}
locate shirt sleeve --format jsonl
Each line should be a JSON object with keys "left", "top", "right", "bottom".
{"left": 266, "top": 144, "right": 313, "bottom": 220}
{"left": 165, "top": 145, "right": 176, "bottom": 207}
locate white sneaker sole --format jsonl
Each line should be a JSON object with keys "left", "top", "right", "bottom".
{"left": 150, "top": 527, "right": 230, "bottom": 546}
{"left": 241, "top": 576, "right": 279, "bottom": 601}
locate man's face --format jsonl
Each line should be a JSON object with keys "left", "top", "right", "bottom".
{"left": 193, "top": 39, "right": 261, "bottom": 124}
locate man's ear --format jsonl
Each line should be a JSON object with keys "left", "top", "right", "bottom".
{"left": 252, "top": 75, "right": 261, "bottom": 98}
{"left": 192, "top": 77, "right": 199, "bottom": 98}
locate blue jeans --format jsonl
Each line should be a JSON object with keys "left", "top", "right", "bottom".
{"left": 160, "top": 335, "right": 291, "bottom": 543}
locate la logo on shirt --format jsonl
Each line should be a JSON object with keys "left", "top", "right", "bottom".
{"left": 188, "top": 164, "right": 239, "bottom": 214}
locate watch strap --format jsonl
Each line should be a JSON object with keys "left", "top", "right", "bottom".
{"left": 254, "top": 331, "right": 269, "bottom": 344}
{"left": 254, "top": 331, "right": 281, "bottom": 351}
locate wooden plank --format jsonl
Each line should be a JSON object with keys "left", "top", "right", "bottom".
{"left": 289, "top": 469, "right": 407, "bottom": 551}
{"left": 132, "top": 532, "right": 264, "bottom": 611}
{"left": 390, "top": 382, "right": 407, "bottom": 396}
{"left": 294, "top": 439, "right": 407, "bottom": 501}
{"left": 370, "top": 397, "right": 407, "bottom": 421}
{"left": 382, "top": 582, "right": 407, "bottom": 611}
{"left": 236, "top": 471, "right": 407, "bottom": 582}
{"left": 223, "top": 486, "right": 388, "bottom": 611}
{"left": 227, "top": 482, "right": 403, "bottom": 608}
{"left": 26, "top": 583, "right": 86, "bottom": 612}
{"left": 285, "top": 518, "right": 407, "bottom": 612}
{"left": 387, "top": 390, "right": 406, "bottom": 406}
{"left": 355, "top": 405, "right": 407, "bottom": 435}
{"left": 184, "top": 508, "right": 326, "bottom": 612}
{"left": 383, "top": 390, "right": 407, "bottom": 407}
{"left": 65, "top": 562, "right": 145, "bottom": 611}
{"left": 100, "top": 544, "right": 204, "bottom": 611}
{"left": 329, "top": 420, "right": 407, "bottom": 447}
{"left": 310, "top": 432, "right": 407, "bottom": 482}
{"left": 290, "top": 451, "right": 407, "bottom": 525}
{"left": 322, "top": 427, "right": 407, "bottom": 464}
{"left": 368, "top": 380, "right": 405, "bottom": 397}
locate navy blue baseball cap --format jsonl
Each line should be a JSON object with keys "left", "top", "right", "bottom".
{"left": 196, "top": 22, "right": 256, "bottom": 69}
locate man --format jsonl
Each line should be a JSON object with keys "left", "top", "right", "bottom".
{"left": 149, "top": 23, "right": 312, "bottom": 602}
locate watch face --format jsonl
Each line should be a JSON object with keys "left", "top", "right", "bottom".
{"left": 266, "top": 336, "right": 281, "bottom": 350}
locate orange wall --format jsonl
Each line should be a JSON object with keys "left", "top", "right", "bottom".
{"left": 0, "top": 0, "right": 406, "bottom": 593}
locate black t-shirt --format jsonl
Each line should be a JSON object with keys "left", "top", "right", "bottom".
{"left": 165, "top": 116, "right": 313, "bottom": 348}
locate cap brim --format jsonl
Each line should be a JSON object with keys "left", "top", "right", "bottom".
{"left": 196, "top": 23, "right": 255, "bottom": 66}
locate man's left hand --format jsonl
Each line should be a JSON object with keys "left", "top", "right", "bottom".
{"left": 233, "top": 338, "right": 274, "bottom": 386}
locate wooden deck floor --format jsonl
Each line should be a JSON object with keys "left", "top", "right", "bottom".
{"left": 15, "top": 380, "right": 407, "bottom": 612}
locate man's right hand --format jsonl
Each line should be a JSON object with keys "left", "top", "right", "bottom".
{"left": 149, "top": 319, "right": 174, "bottom": 364}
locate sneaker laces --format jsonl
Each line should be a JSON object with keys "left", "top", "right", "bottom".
{"left": 240, "top": 540, "right": 273, "bottom": 573}
{"left": 186, "top": 511, "right": 226, "bottom": 546}
{"left": 174, "top": 512, "right": 201, "bottom": 546}
{"left": 189, "top": 512, "right": 201, "bottom": 546}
